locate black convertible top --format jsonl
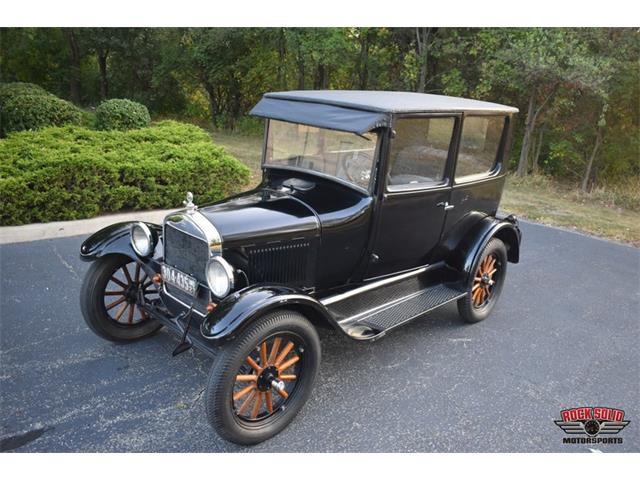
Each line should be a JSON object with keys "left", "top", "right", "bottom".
{"left": 250, "top": 90, "right": 518, "bottom": 135}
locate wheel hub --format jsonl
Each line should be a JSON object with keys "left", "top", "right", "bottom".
{"left": 256, "top": 365, "right": 278, "bottom": 391}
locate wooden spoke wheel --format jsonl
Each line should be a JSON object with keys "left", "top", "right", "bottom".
{"left": 205, "top": 310, "right": 320, "bottom": 445}
{"left": 103, "top": 260, "right": 158, "bottom": 326}
{"left": 471, "top": 253, "right": 499, "bottom": 309}
{"left": 80, "top": 254, "right": 161, "bottom": 342}
{"left": 457, "top": 238, "right": 507, "bottom": 324}
{"left": 232, "top": 335, "right": 303, "bottom": 421}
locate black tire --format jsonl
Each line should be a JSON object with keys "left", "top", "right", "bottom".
{"left": 80, "top": 254, "right": 161, "bottom": 342}
{"left": 205, "top": 309, "right": 321, "bottom": 445}
{"left": 457, "top": 237, "right": 507, "bottom": 323}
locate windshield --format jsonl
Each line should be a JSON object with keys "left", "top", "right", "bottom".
{"left": 264, "top": 119, "right": 377, "bottom": 190}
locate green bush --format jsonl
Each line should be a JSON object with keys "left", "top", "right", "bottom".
{"left": 0, "top": 82, "right": 49, "bottom": 104}
{"left": 95, "top": 99, "right": 151, "bottom": 130}
{"left": 0, "top": 82, "right": 83, "bottom": 136}
{"left": 0, "top": 121, "right": 251, "bottom": 225}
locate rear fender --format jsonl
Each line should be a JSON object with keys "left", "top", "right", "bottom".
{"left": 445, "top": 214, "right": 521, "bottom": 281}
{"left": 200, "top": 285, "right": 341, "bottom": 343}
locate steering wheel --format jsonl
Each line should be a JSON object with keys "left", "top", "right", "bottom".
{"left": 341, "top": 151, "right": 372, "bottom": 187}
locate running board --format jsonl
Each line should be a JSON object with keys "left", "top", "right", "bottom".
{"left": 321, "top": 265, "right": 466, "bottom": 340}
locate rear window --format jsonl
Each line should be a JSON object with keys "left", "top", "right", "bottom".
{"left": 455, "top": 116, "right": 505, "bottom": 181}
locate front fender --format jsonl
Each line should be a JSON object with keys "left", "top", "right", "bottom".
{"left": 200, "top": 285, "right": 339, "bottom": 343}
{"left": 79, "top": 221, "right": 162, "bottom": 262}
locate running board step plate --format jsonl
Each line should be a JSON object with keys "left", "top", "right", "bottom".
{"left": 339, "top": 284, "right": 466, "bottom": 339}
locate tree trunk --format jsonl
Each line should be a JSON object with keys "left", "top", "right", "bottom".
{"left": 63, "top": 28, "right": 82, "bottom": 104}
{"left": 203, "top": 81, "right": 217, "bottom": 127}
{"left": 296, "top": 44, "right": 305, "bottom": 90}
{"left": 357, "top": 29, "right": 370, "bottom": 90}
{"left": 416, "top": 27, "right": 430, "bottom": 93}
{"left": 314, "top": 64, "right": 328, "bottom": 89}
{"left": 531, "top": 124, "right": 545, "bottom": 174}
{"left": 97, "top": 51, "right": 109, "bottom": 100}
{"left": 517, "top": 93, "right": 537, "bottom": 177}
{"left": 277, "top": 28, "right": 286, "bottom": 89}
{"left": 581, "top": 127, "right": 603, "bottom": 192}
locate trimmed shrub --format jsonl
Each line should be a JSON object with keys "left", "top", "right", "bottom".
{"left": 0, "top": 82, "right": 49, "bottom": 104}
{"left": 1, "top": 94, "right": 83, "bottom": 135}
{"left": 0, "top": 121, "right": 251, "bottom": 225}
{"left": 95, "top": 99, "right": 151, "bottom": 130}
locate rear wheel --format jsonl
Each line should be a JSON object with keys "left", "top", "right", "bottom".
{"left": 457, "top": 238, "right": 507, "bottom": 323}
{"left": 80, "top": 254, "right": 161, "bottom": 342}
{"left": 205, "top": 310, "right": 320, "bottom": 445}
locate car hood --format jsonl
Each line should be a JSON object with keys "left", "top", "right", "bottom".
{"left": 198, "top": 189, "right": 320, "bottom": 246}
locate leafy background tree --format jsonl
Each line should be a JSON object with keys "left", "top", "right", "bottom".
{"left": 1, "top": 27, "right": 638, "bottom": 196}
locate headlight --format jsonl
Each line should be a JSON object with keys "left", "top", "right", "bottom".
{"left": 206, "top": 257, "right": 235, "bottom": 298}
{"left": 130, "top": 222, "right": 154, "bottom": 257}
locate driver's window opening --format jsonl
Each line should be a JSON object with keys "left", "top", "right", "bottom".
{"left": 265, "top": 119, "right": 376, "bottom": 190}
{"left": 387, "top": 117, "right": 455, "bottom": 190}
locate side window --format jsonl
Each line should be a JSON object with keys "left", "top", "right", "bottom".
{"left": 455, "top": 116, "right": 505, "bottom": 181}
{"left": 387, "top": 117, "right": 455, "bottom": 190}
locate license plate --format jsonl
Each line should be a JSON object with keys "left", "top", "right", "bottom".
{"left": 161, "top": 264, "right": 198, "bottom": 297}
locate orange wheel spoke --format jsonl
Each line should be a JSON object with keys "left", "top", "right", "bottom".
{"left": 110, "top": 277, "right": 127, "bottom": 288}
{"left": 279, "top": 374, "right": 297, "bottom": 381}
{"left": 276, "top": 387, "right": 289, "bottom": 399}
{"left": 251, "top": 392, "right": 263, "bottom": 419}
{"left": 233, "top": 383, "right": 255, "bottom": 401}
{"left": 488, "top": 268, "right": 497, "bottom": 277}
{"left": 105, "top": 290, "right": 125, "bottom": 296}
{"left": 121, "top": 265, "right": 133, "bottom": 284}
{"left": 268, "top": 337, "right": 282, "bottom": 365}
{"left": 139, "top": 306, "right": 148, "bottom": 320}
{"left": 472, "top": 283, "right": 481, "bottom": 292}
{"left": 274, "top": 341, "right": 295, "bottom": 367}
{"left": 106, "top": 296, "right": 127, "bottom": 310}
{"left": 134, "top": 263, "right": 141, "bottom": 284}
{"left": 278, "top": 355, "right": 300, "bottom": 372}
{"left": 128, "top": 304, "right": 134, "bottom": 324}
{"left": 487, "top": 257, "right": 496, "bottom": 272}
{"left": 237, "top": 389, "right": 257, "bottom": 415}
{"left": 235, "top": 374, "right": 258, "bottom": 382}
{"left": 246, "top": 356, "right": 262, "bottom": 373}
{"left": 260, "top": 341, "right": 268, "bottom": 367}
{"left": 265, "top": 391, "right": 273, "bottom": 413}
{"left": 114, "top": 302, "right": 129, "bottom": 321}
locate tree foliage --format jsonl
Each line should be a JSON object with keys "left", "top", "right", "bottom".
{"left": 0, "top": 27, "right": 637, "bottom": 190}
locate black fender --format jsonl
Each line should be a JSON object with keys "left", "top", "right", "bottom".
{"left": 200, "top": 285, "right": 341, "bottom": 343}
{"left": 445, "top": 214, "right": 521, "bottom": 281}
{"left": 79, "top": 221, "right": 162, "bottom": 266}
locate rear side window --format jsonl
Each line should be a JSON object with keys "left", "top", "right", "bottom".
{"left": 387, "top": 117, "right": 455, "bottom": 190}
{"left": 455, "top": 116, "right": 505, "bottom": 181}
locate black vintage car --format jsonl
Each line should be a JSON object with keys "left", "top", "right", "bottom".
{"left": 79, "top": 90, "right": 522, "bottom": 444}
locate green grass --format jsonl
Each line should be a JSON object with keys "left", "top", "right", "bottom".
{"left": 209, "top": 129, "right": 640, "bottom": 246}
{"left": 501, "top": 175, "right": 640, "bottom": 246}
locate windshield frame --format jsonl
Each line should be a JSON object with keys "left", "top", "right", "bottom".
{"left": 261, "top": 119, "right": 381, "bottom": 195}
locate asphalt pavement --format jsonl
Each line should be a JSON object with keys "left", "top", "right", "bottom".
{"left": 1, "top": 220, "right": 638, "bottom": 452}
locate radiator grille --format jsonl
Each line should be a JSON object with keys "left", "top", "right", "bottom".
{"left": 247, "top": 239, "right": 313, "bottom": 286}
{"left": 163, "top": 224, "right": 210, "bottom": 310}
{"left": 163, "top": 224, "right": 209, "bottom": 281}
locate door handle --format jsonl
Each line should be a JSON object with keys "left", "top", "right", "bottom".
{"left": 437, "top": 201, "right": 455, "bottom": 211}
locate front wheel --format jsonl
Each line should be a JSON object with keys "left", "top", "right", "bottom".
{"left": 457, "top": 237, "right": 507, "bottom": 323}
{"left": 205, "top": 310, "right": 321, "bottom": 445}
{"left": 79, "top": 254, "right": 161, "bottom": 342}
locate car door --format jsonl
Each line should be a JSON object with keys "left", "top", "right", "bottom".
{"left": 365, "top": 115, "right": 459, "bottom": 279}
{"left": 441, "top": 115, "right": 509, "bottom": 237}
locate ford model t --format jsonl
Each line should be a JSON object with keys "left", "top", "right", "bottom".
{"left": 80, "top": 91, "right": 522, "bottom": 444}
